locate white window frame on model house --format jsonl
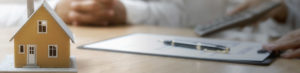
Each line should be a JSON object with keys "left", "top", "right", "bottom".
{"left": 19, "top": 44, "right": 25, "bottom": 54}
{"left": 48, "top": 45, "right": 58, "bottom": 58}
{"left": 37, "top": 20, "right": 47, "bottom": 33}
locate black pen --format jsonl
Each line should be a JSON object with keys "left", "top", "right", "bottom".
{"left": 162, "top": 40, "right": 230, "bottom": 54}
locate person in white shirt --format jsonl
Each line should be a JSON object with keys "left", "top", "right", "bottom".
{"left": 0, "top": 0, "right": 227, "bottom": 28}
{"left": 56, "top": 0, "right": 226, "bottom": 28}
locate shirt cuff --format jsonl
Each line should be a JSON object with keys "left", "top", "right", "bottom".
{"left": 120, "top": 0, "right": 150, "bottom": 25}
{"left": 47, "top": 0, "right": 60, "bottom": 9}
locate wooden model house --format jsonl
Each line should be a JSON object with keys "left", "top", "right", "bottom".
{"left": 9, "top": 1, "right": 75, "bottom": 68}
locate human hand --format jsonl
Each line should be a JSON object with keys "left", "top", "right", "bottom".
{"left": 69, "top": 0, "right": 115, "bottom": 26}
{"left": 263, "top": 29, "right": 300, "bottom": 58}
{"left": 229, "top": 0, "right": 287, "bottom": 23}
{"left": 55, "top": 0, "right": 126, "bottom": 26}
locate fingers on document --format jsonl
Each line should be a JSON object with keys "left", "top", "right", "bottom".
{"left": 263, "top": 39, "right": 300, "bottom": 51}
{"left": 281, "top": 49, "right": 300, "bottom": 58}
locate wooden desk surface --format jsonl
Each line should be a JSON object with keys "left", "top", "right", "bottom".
{"left": 1, "top": 25, "right": 300, "bottom": 73}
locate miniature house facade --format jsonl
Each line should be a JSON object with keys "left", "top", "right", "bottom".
{"left": 10, "top": 1, "right": 75, "bottom": 68}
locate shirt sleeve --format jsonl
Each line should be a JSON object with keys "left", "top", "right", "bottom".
{"left": 0, "top": 0, "right": 59, "bottom": 27}
{"left": 285, "top": 0, "right": 300, "bottom": 29}
{"left": 120, "top": 0, "right": 184, "bottom": 27}
{"left": 46, "top": 0, "right": 60, "bottom": 9}
{"left": 0, "top": 4, "right": 26, "bottom": 27}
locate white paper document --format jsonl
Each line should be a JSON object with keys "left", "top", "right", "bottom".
{"left": 80, "top": 33, "right": 270, "bottom": 61}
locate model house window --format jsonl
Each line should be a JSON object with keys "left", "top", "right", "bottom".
{"left": 48, "top": 45, "right": 58, "bottom": 58}
{"left": 38, "top": 20, "right": 47, "bottom": 33}
{"left": 19, "top": 44, "right": 24, "bottom": 54}
{"left": 29, "top": 47, "right": 34, "bottom": 54}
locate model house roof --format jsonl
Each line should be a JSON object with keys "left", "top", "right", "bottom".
{"left": 10, "top": 1, "right": 75, "bottom": 43}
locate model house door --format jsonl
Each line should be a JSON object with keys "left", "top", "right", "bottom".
{"left": 27, "top": 45, "right": 36, "bottom": 65}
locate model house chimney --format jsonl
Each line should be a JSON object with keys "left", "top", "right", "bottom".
{"left": 27, "top": 0, "right": 34, "bottom": 17}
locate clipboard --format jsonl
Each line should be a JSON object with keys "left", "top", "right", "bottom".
{"left": 78, "top": 33, "right": 278, "bottom": 65}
